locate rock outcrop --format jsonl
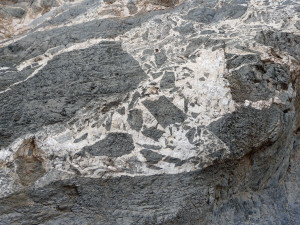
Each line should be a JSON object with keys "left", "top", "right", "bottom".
{"left": 0, "top": 0, "right": 299, "bottom": 224}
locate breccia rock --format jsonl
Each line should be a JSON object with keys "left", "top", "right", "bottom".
{"left": 0, "top": 0, "right": 299, "bottom": 224}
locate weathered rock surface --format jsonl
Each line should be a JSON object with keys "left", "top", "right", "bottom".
{"left": 0, "top": 0, "right": 299, "bottom": 224}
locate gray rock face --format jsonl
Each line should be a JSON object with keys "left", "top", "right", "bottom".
{"left": 142, "top": 96, "right": 187, "bottom": 128}
{"left": 141, "top": 126, "right": 165, "bottom": 141}
{"left": 127, "top": 109, "right": 143, "bottom": 131}
{"left": 141, "top": 149, "right": 164, "bottom": 164}
{"left": 208, "top": 106, "right": 287, "bottom": 158}
{"left": 0, "top": 0, "right": 300, "bottom": 224}
{"left": 81, "top": 133, "right": 135, "bottom": 157}
{"left": 0, "top": 41, "right": 147, "bottom": 148}
{"left": 160, "top": 71, "right": 175, "bottom": 89}
{"left": 225, "top": 55, "right": 290, "bottom": 103}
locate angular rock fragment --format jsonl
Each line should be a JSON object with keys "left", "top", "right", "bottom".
{"left": 142, "top": 126, "right": 165, "bottom": 141}
{"left": 154, "top": 49, "right": 167, "bottom": 67}
{"left": 127, "top": 109, "right": 143, "bottom": 131}
{"left": 160, "top": 71, "right": 175, "bottom": 90}
{"left": 142, "top": 96, "right": 187, "bottom": 128}
{"left": 140, "top": 149, "right": 164, "bottom": 164}
{"left": 82, "top": 133, "right": 135, "bottom": 157}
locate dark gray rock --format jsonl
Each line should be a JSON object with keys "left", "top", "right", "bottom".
{"left": 154, "top": 49, "right": 167, "bottom": 67}
{"left": 127, "top": 1, "right": 138, "bottom": 14}
{"left": 128, "top": 92, "right": 141, "bottom": 110}
{"left": 105, "top": 113, "right": 113, "bottom": 131}
{"left": 142, "top": 126, "right": 165, "bottom": 141}
{"left": 0, "top": 6, "right": 26, "bottom": 18}
{"left": 117, "top": 107, "right": 126, "bottom": 115}
{"left": 142, "top": 96, "right": 187, "bottom": 128}
{"left": 0, "top": 20, "right": 129, "bottom": 66}
{"left": 102, "top": 101, "right": 122, "bottom": 113}
{"left": 184, "top": 2, "right": 247, "bottom": 24}
{"left": 185, "top": 127, "right": 196, "bottom": 144}
{"left": 200, "top": 29, "right": 216, "bottom": 34}
{"left": 39, "top": 0, "right": 60, "bottom": 8}
{"left": 208, "top": 106, "right": 288, "bottom": 158}
{"left": 160, "top": 71, "right": 175, "bottom": 90}
{"left": 73, "top": 133, "right": 88, "bottom": 143}
{"left": 0, "top": 66, "right": 36, "bottom": 91}
{"left": 153, "top": 0, "right": 179, "bottom": 7}
{"left": 164, "top": 156, "right": 185, "bottom": 166}
{"left": 140, "top": 149, "right": 164, "bottom": 164}
{"left": 103, "top": 0, "right": 117, "bottom": 3}
{"left": 127, "top": 109, "right": 143, "bottom": 132}
{"left": 1, "top": 128, "right": 297, "bottom": 225}
{"left": 184, "top": 37, "right": 224, "bottom": 57}
{"left": 173, "top": 22, "right": 195, "bottom": 35}
{"left": 81, "top": 133, "right": 135, "bottom": 157}
{"left": 0, "top": 42, "right": 146, "bottom": 148}
{"left": 146, "top": 164, "right": 162, "bottom": 170}
{"left": 256, "top": 30, "right": 300, "bottom": 61}
{"left": 295, "top": 21, "right": 300, "bottom": 30}
{"left": 226, "top": 54, "right": 260, "bottom": 70}
{"left": 185, "top": 7, "right": 216, "bottom": 23}
{"left": 0, "top": 1, "right": 299, "bottom": 224}
{"left": 0, "top": 3, "right": 178, "bottom": 67}
{"left": 214, "top": 3, "right": 247, "bottom": 21}
{"left": 225, "top": 55, "right": 290, "bottom": 103}
{"left": 151, "top": 71, "right": 163, "bottom": 79}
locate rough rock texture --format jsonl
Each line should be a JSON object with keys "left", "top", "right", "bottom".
{"left": 0, "top": 0, "right": 299, "bottom": 224}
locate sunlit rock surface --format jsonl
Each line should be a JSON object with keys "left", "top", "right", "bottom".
{"left": 0, "top": 0, "right": 299, "bottom": 224}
